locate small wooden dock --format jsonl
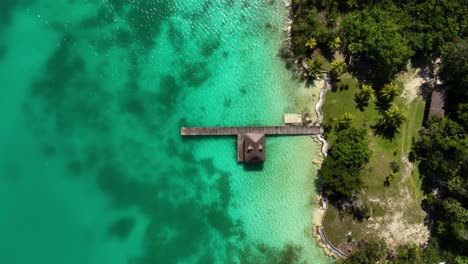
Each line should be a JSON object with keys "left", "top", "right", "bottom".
{"left": 181, "top": 126, "right": 323, "bottom": 162}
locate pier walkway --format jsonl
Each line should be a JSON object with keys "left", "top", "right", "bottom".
{"left": 181, "top": 125, "right": 323, "bottom": 162}
{"left": 181, "top": 126, "right": 323, "bottom": 136}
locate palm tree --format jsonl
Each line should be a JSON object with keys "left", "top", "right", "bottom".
{"left": 328, "top": 36, "right": 342, "bottom": 51}
{"left": 305, "top": 37, "right": 317, "bottom": 50}
{"left": 354, "top": 84, "right": 374, "bottom": 107}
{"left": 378, "top": 106, "right": 406, "bottom": 130}
{"left": 337, "top": 112, "right": 354, "bottom": 130}
{"left": 306, "top": 57, "right": 323, "bottom": 77}
{"left": 331, "top": 59, "right": 347, "bottom": 76}
{"left": 379, "top": 82, "right": 400, "bottom": 103}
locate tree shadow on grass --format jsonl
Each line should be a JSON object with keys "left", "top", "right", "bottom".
{"left": 371, "top": 123, "right": 399, "bottom": 140}
{"left": 305, "top": 76, "right": 315, "bottom": 89}
{"left": 374, "top": 100, "right": 391, "bottom": 114}
{"left": 354, "top": 96, "right": 369, "bottom": 112}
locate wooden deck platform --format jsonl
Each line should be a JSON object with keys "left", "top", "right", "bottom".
{"left": 181, "top": 126, "right": 323, "bottom": 162}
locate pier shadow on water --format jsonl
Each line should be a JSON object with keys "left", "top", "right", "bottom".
{"left": 243, "top": 162, "right": 264, "bottom": 171}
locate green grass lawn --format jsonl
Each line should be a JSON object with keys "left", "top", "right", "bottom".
{"left": 321, "top": 73, "right": 427, "bottom": 247}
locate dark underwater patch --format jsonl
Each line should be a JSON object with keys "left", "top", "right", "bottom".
{"left": 66, "top": 160, "right": 83, "bottom": 176}
{"left": 200, "top": 158, "right": 216, "bottom": 175}
{"left": 40, "top": 143, "right": 57, "bottom": 157}
{"left": 31, "top": 35, "right": 82, "bottom": 103}
{"left": 80, "top": 6, "right": 115, "bottom": 30}
{"left": 200, "top": 38, "right": 221, "bottom": 57}
{"left": 134, "top": 203, "right": 209, "bottom": 264}
{"left": 168, "top": 23, "right": 184, "bottom": 51}
{"left": 0, "top": 0, "right": 16, "bottom": 26}
{"left": 216, "top": 172, "right": 232, "bottom": 208}
{"left": 1, "top": 162, "right": 22, "bottom": 185}
{"left": 108, "top": 216, "right": 136, "bottom": 240}
{"left": 204, "top": 205, "right": 235, "bottom": 237}
{"left": 157, "top": 74, "right": 183, "bottom": 109}
{"left": 126, "top": 2, "right": 172, "bottom": 49}
{"left": 97, "top": 162, "right": 152, "bottom": 209}
{"left": 240, "top": 87, "right": 247, "bottom": 95}
{"left": 237, "top": 242, "right": 304, "bottom": 264}
{"left": 224, "top": 98, "right": 232, "bottom": 107}
{"left": 29, "top": 34, "right": 112, "bottom": 135}
{"left": 181, "top": 62, "right": 211, "bottom": 87}
{"left": 225, "top": 0, "right": 236, "bottom": 8}
{"left": 242, "top": 0, "right": 251, "bottom": 9}
{"left": 113, "top": 28, "right": 133, "bottom": 48}
{"left": 0, "top": 44, "right": 6, "bottom": 60}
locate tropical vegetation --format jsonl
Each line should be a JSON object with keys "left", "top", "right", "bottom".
{"left": 318, "top": 127, "right": 371, "bottom": 201}
{"left": 290, "top": 0, "right": 468, "bottom": 261}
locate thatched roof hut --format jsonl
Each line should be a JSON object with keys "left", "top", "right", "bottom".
{"left": 243, "top": 133, "right": 265, "bottom": 163}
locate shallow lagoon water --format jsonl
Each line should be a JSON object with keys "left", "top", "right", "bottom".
{"left": 0, "top": 0, "right": 331, "bottom": 263}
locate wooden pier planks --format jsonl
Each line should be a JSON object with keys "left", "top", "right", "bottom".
{"left": 237, "top": 134, "right": 244, "bottom": 162}
{"left": 180, "top": 126, "right": 323, "bottom": 136}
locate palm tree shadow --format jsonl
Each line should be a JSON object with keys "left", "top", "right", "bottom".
{"left": 354, "top": 97, "right": 368, "bottom": 112}
{"left": 305, "top": 77, "right": 315, "bottom": 88}
{"left": 374, "top": 100, "right": 391, "bottom": 113}
{"left": 372, "top": 123, "right": 398, "bottom": 140}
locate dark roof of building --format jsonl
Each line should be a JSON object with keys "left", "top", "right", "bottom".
{"left": 243, "top": 133, "right": 265, "bottom": 163}
{"left": 428, "top": 90, "right": 445, "bottom": 119}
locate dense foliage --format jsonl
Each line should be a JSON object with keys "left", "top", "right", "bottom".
{"left": 290, "top": 0, "right": 467, "bottom": 84}
{"left": 339, "top": 240, "right": 388, "bottom": 264}
{"left": 439, "top": 39, "right": 468, "bottom": 114}
{"left": 291, "top": 0, "right": 467, "bottom": 260}
{"left": 318, "top": 127, "right": 371, "bottom": 200}
{"left": 410, "top": 39, "right": 468, "bottom": 262}
{"left": 342, "top": 5, "right": 413, "bottom": 83}
{"left": 413, "top": 118, "right": 468, "bottom": 259}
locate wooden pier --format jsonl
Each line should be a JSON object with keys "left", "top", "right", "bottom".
{"left": 181, "top": 126, "right": 323, "bottom": 136}
{"left": 181, "top": 126, "right": 323, "bottom": 162}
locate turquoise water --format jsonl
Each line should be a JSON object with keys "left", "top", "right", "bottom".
{"left": 0, "top": 0, "right": 331, "bottom": 263}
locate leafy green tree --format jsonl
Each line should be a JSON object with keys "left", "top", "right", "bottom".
{"left": 331, "top": 59, "right": 347, "bottom": 76}
{"left": 439, "top": 39, "right": 468, "bottom": 111}
{"left": 319, "top": 127, "right": 371, "bottom": 200}
{"left": 379, "top": 82, "right": 400, "bottom": 104}
{"left": 343, "top": 6, "right": 414, "bottom": 83}
{"left": 406, "top": 0, "right": 468, "bottom": 55}
{"left": 454, "top": 255, "right": 468, "bottom": 264}
{"left": 422, "top": 239, "right": 442, "bottom": 264}
{"left": 457, "top": 103, "right": 468, "bottom": 129}
{"left": 331, "top": 127, "right": 371, "bottom": 169}
{"left": 384, "top": 171, "right": 397, "bottom": 187}
{"left": 390, "top": 160, "right": 400, "bottom": 173}
{"left": 340, "top": 239, "right": 388, "bottom": 264}
{"left": 414, "top": 118, "right": 467, "bottom": 187}
{"left": 328, "top": 36, "right": 342, "bottom": 51}
{"left": 305, "top": 37, "right": 317, "bottom": 50}
{"left": 394, "top": 244, "right": 424, "bottom": 264}
{"left": 413, "top": 117, "right": 468, "bottom": 255}
{"left": 319, "top": 158, "right": 362, "bottom": 201}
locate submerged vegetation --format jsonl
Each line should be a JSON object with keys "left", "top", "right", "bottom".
{"left": 288, "top": 0, "right": 467, "bottom": 262}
